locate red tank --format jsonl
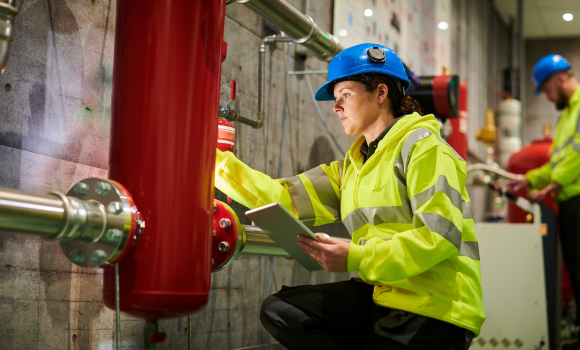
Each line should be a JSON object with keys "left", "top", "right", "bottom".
{"left": 447, "top": 83, "right": 468, "bottom": 159}
{"left": 102, "top": 0, "right": 227, "bottom": 320}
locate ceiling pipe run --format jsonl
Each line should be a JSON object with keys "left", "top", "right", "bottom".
{"left": 227, "top": 0, "right": 343, "bottom": 62}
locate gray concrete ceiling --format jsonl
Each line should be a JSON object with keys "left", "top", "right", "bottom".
{"left": 494, "top": 0, "right": 580, "bottom": 39}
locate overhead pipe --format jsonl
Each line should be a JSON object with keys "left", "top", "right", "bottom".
{"left": 227, "top": 0, "right": 343, "bottom": 62}
{"left": 220, "top": 35, "right": 292, "bottom": 128}
{"left": 222, "top": 0, "right": 345, "bottom": 130}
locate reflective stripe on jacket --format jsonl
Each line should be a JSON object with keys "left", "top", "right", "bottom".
{"left": 526, "top": 87, "right": 580, "bottom": 202}
{"left": 214, "top": 113, "right": 485, "bottom": 336}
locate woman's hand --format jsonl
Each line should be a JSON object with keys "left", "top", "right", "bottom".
{"left": 298, "top": 233, "right": 350, "bottom": 272}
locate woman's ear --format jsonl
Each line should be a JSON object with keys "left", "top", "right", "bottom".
{"left": 377, "top": 83, "right": 389, "bottom": 104}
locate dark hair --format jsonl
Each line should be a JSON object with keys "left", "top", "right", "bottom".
{"left": 360, "top": 74, "right": 423, "bottom": 118}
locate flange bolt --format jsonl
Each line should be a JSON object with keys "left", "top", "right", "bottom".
{"left": 69, "top": 249, "right": 85, "bottom": 263}
{"left": 106, "top": 229, "right": 122, "bottom": 243}
{"left": 218, "top": 241, "right": 230, "bottom": 253}
{"left": 107, "top": 201, "right": 123, "bottom": 215}
{"left": 73, "top": 182, "right": 88, "bottom": 195}
{"left": 91, "top": 249, "right": 107, "bottom": 264}
{"left": 219, "top": 218, "right": 231, "bottom": 230}
{"left": 95, "top": 182, "right": 112, "bottom": 195}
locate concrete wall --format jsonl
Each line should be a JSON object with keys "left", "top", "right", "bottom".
{"left": 0, "top": 0, "right": 510, "bottom": 349}
{"left": 451, "top": 0, "right": 511, "bottom": 222}
{"left": 524, "top": 37, "right": 580, "bottom": 145}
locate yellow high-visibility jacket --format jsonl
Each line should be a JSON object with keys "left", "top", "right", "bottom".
{"left": 526, "top": 87, "right": 580, "bottom": 202}
{"left": 214, "top": 113, "right": 486, "bottom": 336}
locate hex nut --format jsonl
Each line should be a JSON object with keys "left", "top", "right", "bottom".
{"left": 73, "top": 182, "right": 88, "bottom": 195}
{"left": 106, "top": 229, "right": 122, "bottom": 243}
{"left": 91, "top": 249, "right": 107, "bottom": 264}
{"left": 69, "top": 249, "right": 85, "bottom": 263}
{"left": 95, "top": 182, "right": 112, "bottom": 195}
{"left": 219, "top": 218, "right": 231, "bottom": 230}
{"left": 218, "top": 241, "right": 230, "bottom": 253}
{"left": 108, "top": 201, "right": 123, "bottom": 215}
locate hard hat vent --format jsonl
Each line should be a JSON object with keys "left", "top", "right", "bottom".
{"left": 368, "top": 47, "right": 386, "bottom": 63}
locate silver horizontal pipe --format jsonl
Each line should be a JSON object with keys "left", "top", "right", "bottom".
{"left": 0, "top": 187, "right": 66, "bottom": 237}
{"left": 228, "top": 0, "right": 343, "bottom": 62}
{"left": 0, "top": 186, "right": 107, "bottom": 242}
{"left": 0, "top": 0, "right": 18, "bottom": 75}
{"left": 466, "top": 163, "right": 524, "bottom": 180}
{"left": 239, "top": 224, "right": 352, "bottom": 258}
{"left": 241, "top": 225, "right": 291, "bottom": 258}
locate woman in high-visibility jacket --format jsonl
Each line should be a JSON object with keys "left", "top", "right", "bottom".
{"left": 215, "top": 43, "right": 485, "bottom": 350}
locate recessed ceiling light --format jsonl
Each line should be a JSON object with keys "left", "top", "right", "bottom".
{"left": 364, "top": 9, "right": 373, "bottom": 17}
{"left": 438, "top": 21, "right": 449, "bottom": 30}
{"left": 338, "top": 29, "right": 348, "bottom": 37}
{"left": 563, "top": 13, "right": 573, "bottom": 21}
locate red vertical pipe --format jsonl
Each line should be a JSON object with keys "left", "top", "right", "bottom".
{"left": 103, "top": 0, "right": 227, "bottom": 320}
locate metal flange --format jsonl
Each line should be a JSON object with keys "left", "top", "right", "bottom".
{"left": 211, "top": 200, "right": 245, "bottom": 272}
{"left": 59, "top": 178, "right": 140, "bottom": 268}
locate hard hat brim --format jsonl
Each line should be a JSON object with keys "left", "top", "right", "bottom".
{"left": 315, "top": 81, "right": 336, "bottom": 101}
{"left": 314, "top": 74, "right": 411, "bottom": 101}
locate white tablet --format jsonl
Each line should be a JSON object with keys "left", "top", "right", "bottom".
{"left": 245, "top": 202, "right": 323, "bottom": 271}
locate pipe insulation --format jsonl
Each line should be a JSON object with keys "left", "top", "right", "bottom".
{"left": 227, "top": 0, "right": 343, "bottom": 62}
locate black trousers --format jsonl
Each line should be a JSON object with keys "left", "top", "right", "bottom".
{"left": 260, "top": 278, "right": 473, "bottom": 350}
{"left": 559, "top": 195, "right": 580, "bottom": 324}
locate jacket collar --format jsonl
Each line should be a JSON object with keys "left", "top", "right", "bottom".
{"left": 569, "top": 86, "right": 580, "bottom": 106}
{"left": 347, "top": 113, "right": 440, "bottom": 171}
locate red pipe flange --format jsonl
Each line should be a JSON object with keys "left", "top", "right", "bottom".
{"left": 432, "top": 75, "right": 452, "bottom": 118}
{"left": 212, "top": 200, "right": 241, "bottom": 271}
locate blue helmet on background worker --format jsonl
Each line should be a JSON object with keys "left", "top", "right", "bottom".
{"left": 315, "top": 43, "right": 411, "bottom": 101}
{"left": 532, "top": 54, "right": 572, "bottom": 94}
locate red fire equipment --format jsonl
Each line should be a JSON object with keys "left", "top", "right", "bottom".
{"left": 407, "top": 75, "right": 460, "bottom": 120}
{"left": 446, "top": 83, "right": 468, "bottom": 159}
{"left": 103, "top": 0, "right": 227, "bottom": 320}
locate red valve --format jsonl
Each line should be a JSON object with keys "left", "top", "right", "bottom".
{"left": 221, "top": 41, "right": 228, "bottom": 63}
{"left": 149, "top": 333, "right": 167, "bottom": 344}
{"left": 231, "top": 80, "right": 236, "bottom": 101}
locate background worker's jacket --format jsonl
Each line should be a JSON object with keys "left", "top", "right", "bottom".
{"left": 215, "top": 113, "right": 486, "bottom": 336}
{"left": 526, "top": 87, "right": 580, "bottom": 201}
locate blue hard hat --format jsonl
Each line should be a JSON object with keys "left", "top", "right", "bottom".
{"left": 315, "top": 43, "right": 411, "bottom": 101}
{"left": 532, "top": 54, "right": 571, "bottom": 94}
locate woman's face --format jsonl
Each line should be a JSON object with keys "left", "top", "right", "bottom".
{"left": 332, "top": 81, "right": 382, "bottom": 135}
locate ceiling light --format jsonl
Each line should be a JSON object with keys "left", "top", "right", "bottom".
{"left": 438, "top": 21, "right": 449, "bottom": 30}
{"left": 364, "top": 9, "right": 373, "bottom": 17}
{"left": 338, "top": 29, "right": 348, "bottom": 37}
{"left": 563, "top": 13, "right": 573, "bottom": 21}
